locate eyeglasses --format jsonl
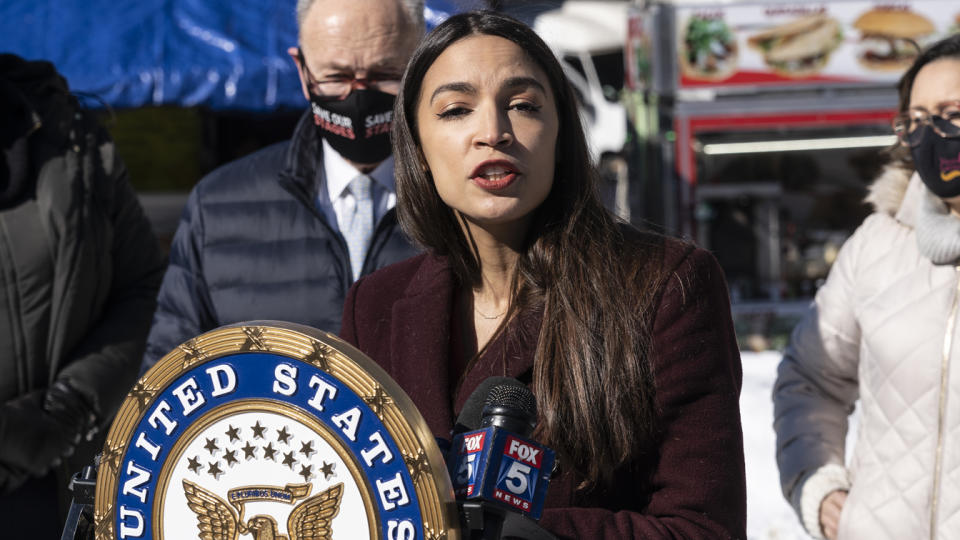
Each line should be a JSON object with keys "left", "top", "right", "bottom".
{"left": 893, "top": 102, "right": 960, "bottom": 147}
{"left": 297, "top": 48, "right": 402, "bottom": 101}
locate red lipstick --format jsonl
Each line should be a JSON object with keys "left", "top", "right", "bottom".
{"left": 470, "top": 159, "right": 519, "bottom": 191}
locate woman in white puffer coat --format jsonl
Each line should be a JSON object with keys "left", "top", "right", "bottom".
{"left": 774, "top": 34, "right": 960, "bottom": 540}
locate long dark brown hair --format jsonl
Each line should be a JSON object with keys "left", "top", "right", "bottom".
{"left": 888, "top": 34, "right": 960, "bottom": 169}
{"left": 391, "top": 11, "right": 666, "bottom": 489}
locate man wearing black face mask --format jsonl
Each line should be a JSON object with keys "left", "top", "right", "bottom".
{"left": 141, "top": 0, "right": 424, "bottom": 372}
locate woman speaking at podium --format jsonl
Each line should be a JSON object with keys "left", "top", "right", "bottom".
{"left": 340, "top": 11, "right": 746, "bottom": 539}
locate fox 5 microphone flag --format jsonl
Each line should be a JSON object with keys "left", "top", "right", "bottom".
{"left": 448, "top": 427, "right": 556, "bottom": 520}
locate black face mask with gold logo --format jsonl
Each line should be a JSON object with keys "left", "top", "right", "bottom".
{"left": 911, "top": 125, "right": 960, "bottom": 199}
{"left": 308, "top": 88, "right": 395, "bottom": 165}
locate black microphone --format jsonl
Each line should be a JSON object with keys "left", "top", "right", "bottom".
{"left": 479, "top": 383, "right": 537, "bottom": 436}
{"left": 448, "top": 378, "right": 557, "bottom": 540}
{"left": 453, "top": 376, "right": 519, "bottom": 435}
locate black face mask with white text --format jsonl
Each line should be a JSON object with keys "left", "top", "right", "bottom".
{"left": 308, "top": 88, "right": 395, "bottom": 165}
{"left": 911, "top": 125, "right": 960, "bottom": 199}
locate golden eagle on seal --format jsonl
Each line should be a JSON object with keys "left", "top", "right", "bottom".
{"left": 182, "top": 479, "right": 344, "bottom": 540}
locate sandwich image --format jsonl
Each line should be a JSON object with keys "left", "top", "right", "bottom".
{"left": 853, "top": 8, "right": 934, "bottom": 71}
{"left": 747, "top": 14, "right": 843, "bottom": 77}
{"left": 679, "top": 16, "right": 738, "bottom": 81}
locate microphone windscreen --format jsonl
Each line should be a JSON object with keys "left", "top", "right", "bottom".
{"left": 484, "top": 383, "right": 537, "bottom": 420}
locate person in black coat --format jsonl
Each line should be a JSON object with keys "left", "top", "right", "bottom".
{"left": 0, "top": 54, "right": 165, "bottom": 537}
{"left": 140, "top": 0, "right": 425, "bottom": 371}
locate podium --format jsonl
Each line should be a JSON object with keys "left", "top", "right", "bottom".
{"left": 89, "top": 322, "right": 460, "bottom": 540}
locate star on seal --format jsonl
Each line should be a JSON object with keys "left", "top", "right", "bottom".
{"left": 263, "top": 443, "right": 277, "bottom": 461}
{"left": 207, "top": 462, "right": 223, "bottom": 479}
{"left": 204, "top": 438, "right": 219, "bottom": 455}
{"left": 127, "top": 381, "right": 155, "bottom": 412}
{"left": 320, "top": 461, "right": 336, "bottom": 480}
{"left": 250, "top": 421, "right": 267, "bottom": 439}
{"left": 299, "top": 464, "right": 313, "bottom": 482}
{"left": 241, "top": 442, "right": 257, "bottom": 459}
{"left": 299, "top": 440, "right": 315, "bottom": 458}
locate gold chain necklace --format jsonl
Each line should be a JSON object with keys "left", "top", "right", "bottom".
{"left": 474, "top": 305, "right": 506, "bottom": 320}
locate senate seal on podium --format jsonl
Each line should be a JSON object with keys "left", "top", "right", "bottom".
{"left": 94, "top": 322, "right": 460, "bottom": 540}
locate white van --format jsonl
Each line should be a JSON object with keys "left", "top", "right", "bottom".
{"left": 533, "top": 1, "right": 630, "bottom": 217}
{"left": 533, "top": 1, "right": 628, "bottom": 160}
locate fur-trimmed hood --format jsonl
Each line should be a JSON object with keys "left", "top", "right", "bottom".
{"left": 865, "top": 165, "right": 913, "bottom": 217}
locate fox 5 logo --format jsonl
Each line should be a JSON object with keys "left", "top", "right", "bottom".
{"left": 453, "top": 432, "right": 486, "bottom": 495}
{"left": 495, "top": 436, "right": 542, "bottom": 503}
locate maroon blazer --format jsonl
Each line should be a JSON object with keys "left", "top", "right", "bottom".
{"left": 340, "top": 235, "right": 746, "bottom": 539}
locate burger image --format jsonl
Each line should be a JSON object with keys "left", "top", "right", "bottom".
{"left": 853, "top": 8, "right": 934, "bottom": 71}
{"left": 679, "top": 16, "right": 738, "bottom": 81}
{"left": 747, "top": 14, "right": 843, "bottom": 77}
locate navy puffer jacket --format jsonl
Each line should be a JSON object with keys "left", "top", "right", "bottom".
{"left": 142, "top": 111, "right": 419, "bottom": 371}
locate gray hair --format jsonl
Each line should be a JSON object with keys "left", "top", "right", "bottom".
{"left": 295, "top": 0, "right": 425, "bottom": 40}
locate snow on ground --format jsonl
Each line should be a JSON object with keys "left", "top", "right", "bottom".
{"left": 741, "top": 351, "right": 861, "bottom": 539}
{"left": 742, "top": 350, "right": 862, "bottom": 539}
{"left": 741, "top": 351, "right": 810, "bottom": 539}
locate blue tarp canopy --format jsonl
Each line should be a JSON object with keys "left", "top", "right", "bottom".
{"left": 0, "top": 0, "right": 458, "bottom": 110}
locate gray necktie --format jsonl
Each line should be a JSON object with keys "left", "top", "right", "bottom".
{"left": 343, "top": 174, "right": 374, "bottom": 280}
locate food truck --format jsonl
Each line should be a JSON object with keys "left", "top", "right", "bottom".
{"left": 626, "top": 0, "right": 960, "bottom": 303}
